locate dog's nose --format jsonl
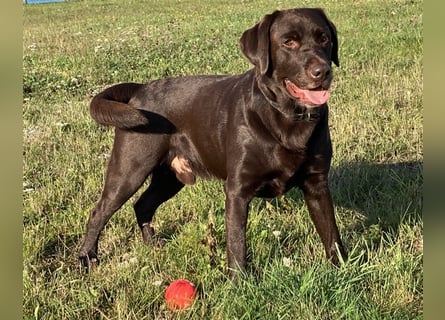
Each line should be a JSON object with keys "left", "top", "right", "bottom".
{"left": 309, "top": 63, "right": 331, "bottom": 80}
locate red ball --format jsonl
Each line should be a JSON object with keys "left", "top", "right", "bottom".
{"left": 164, "top": 279, "right": 196, "bottom": 311}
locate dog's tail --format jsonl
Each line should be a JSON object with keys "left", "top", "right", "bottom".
{"left": 90, "top": 83, "right": 149, "bottom": 129}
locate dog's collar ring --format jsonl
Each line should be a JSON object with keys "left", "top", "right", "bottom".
{"left": 293, "top": 112, "right": 320, "bottom": 121}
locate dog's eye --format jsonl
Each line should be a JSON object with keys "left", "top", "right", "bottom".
{"left": 283, "top": 39, "right": 299, "bottom": 49}
{"left": 319, "top": 33, "right": 330, "bottom": 46}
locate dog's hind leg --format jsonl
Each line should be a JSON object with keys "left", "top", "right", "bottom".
{"left": 133, "top": 164, "right": 184, "bottom": 244}
{"left": 79, "top": 132, "right": 168, "bottom": 270}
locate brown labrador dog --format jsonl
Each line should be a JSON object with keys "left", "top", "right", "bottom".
{"left": 79, "top": 7, "right": 347, "bottom": 276}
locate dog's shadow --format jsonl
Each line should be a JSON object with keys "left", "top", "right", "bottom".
{"left": 319, "top": 160, "right": 421, "bottom": 245}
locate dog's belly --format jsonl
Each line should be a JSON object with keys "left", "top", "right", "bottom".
{"left": 169, "top": 132, "right": 227, "bottom": 180}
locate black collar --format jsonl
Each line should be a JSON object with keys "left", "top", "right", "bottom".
{"left": 292, "top": 111, "right": 321, "bottom": 121}
{"left": 269, "top": 103, "right": 323, "bottom": 122}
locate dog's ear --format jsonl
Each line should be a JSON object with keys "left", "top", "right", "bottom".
{"left": 316, "top": 9, "right": 339, "bottom": 67}
{"left": 239, "top": 11, "right": 278, "bottom": 75}
{"left": 327, "top": 19, "right": 339, "bottom": 67}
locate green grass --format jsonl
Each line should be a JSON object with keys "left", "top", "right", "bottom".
{"left": 23, "top": 0, "right": 422, "bottom": 319}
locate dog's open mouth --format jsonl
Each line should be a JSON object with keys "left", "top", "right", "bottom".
{"left": 284, "top": 79, "right": 330, "bottom": 106}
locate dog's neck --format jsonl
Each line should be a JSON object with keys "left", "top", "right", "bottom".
{"left": 254, "top": 72, "right": 324, "bottom": 122}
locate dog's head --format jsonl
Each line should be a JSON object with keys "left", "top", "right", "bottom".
{"left": 240, "top": 8, "right": 339, "bottom": 107}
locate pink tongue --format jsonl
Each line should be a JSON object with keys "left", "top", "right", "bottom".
{"left": 285, "top": 80, "right": 330, "bottom": 105}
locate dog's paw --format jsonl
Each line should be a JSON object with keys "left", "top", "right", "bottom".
{"left": 79, "top": 255, "right": 99, "bottom": 273}
{"left": 328, "top": 242, "right": 348, "bottom": 267}
{"left": 141, "top": 224, "right": 166, "bottom": 247}
{"left": 141, "top": 223, "right": 155, "bottom": 244}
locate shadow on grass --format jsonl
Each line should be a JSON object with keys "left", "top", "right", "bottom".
{"left": 329, "top": 160, "right": 423, "bottom": 266}
{"left": 329, "top": 160, "right": 422, "bottom": 228}
{"left": 262, "top": 159, "right": 421, "bottom": 238}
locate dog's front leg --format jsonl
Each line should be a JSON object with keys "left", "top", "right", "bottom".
{"left": 302, "top": 174, "right": 347, "bottom": 265}
{"left": 224, "top": 185, "right": 251, "bottom": 277}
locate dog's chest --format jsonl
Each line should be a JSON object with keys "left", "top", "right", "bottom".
{"left": 238, "top": 118, "right": 320, "bottom": 198}
{"left": 252, "top": 145, "right": 308, "bottom": 198}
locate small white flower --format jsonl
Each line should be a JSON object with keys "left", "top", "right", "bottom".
{"left": 129, "top": 257, "right": 138, "bottom": 264}
{"left": 283, "top": 257, "right": 292, "bottom": 267}
{"left": 55, "top": 122, "right": 69, "bottom": 128}
{"left": 152, "top": 280, "right": 163, "bottom": 287}
{"left": 272, "top": 230, "right": 281, "bottom": 238}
